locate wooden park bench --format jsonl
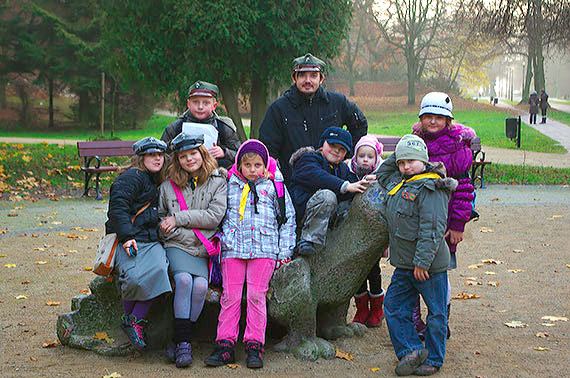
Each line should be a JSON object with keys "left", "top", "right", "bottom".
{"left": 377, "top": 136, "right": 491, "bottom": 188}
{"left": 77, "top": 141, "right": 135, "bottom": 200}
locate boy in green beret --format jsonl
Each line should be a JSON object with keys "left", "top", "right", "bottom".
{"left": 161, "top": 80, "right": 241, "bottom": 168}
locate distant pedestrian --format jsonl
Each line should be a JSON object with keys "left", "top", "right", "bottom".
{"left": 539, "top": 89, "right": 549, "bottom": 124}
{"left": 528, "top": 91, "right": 539, "bottom": 124}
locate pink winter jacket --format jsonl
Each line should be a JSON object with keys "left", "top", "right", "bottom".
{"left": 413, "top": 122, "right": 476, "bottom": 252}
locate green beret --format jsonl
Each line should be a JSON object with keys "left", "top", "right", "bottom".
{"left": 187, "top": 81, "right": 219, "bottom": 98}
{"left": 292, "top": 53, "right": 326, "bottom": 73}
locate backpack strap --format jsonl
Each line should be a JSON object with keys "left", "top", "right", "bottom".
{"left": 267, "top": 157, "right": 287, "bottom": 228}
{"left": 169, "top": 179, "right": 220, "bottom": 255}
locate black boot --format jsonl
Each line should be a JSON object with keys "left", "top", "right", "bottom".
{"left": 173, "top": 318, "right": 193, "bottom": 368}
{"left": 446, "top": 304, "right": 451, "bottom": 339}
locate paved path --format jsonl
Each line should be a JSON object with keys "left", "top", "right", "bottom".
{"left": 496, "top": 101, "right": 570, "bottom": 152}
{"left": 550, "top": 102, "right": 570, "bottom": 114}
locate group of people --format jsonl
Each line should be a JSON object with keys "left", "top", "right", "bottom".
{"left": 104, "top": 52, "right": 476, "bottom": 376}
{"left": 528, "top": 89, "right": 549, "bottom": 124}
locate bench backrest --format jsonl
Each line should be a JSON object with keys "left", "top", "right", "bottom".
{"left": 77, "top": 141, "right": 136, "bottom": 158}
{"left": 377, "top": 136, "right": 482, "bottom": 153}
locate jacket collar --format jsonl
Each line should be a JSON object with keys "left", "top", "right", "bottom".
{"left": 284, "top": 85, "right": 329, "bottom": 108}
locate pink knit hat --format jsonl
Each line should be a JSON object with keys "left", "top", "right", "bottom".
{"left": 351, "top": 135, "right": 384, "bottom": 171}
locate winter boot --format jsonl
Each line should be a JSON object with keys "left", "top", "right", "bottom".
{"left": 366, "top": 289, "right": 385, "bottom": 328}
{"left": 352, "top": 292, "right": 369, "bottom": 324}
{"left": 413, "top": 298, "right": 427, "bottom": 341}
{"left": 245, "top": 341, "right": 264, "bottom": 369}
{"left": 446, "top": 304, "right": 451, "bottom": 339}
{"left": 296, "top": 240, "right": 316, "bottom": 256}
{"left": 205, "top": 339, "right": 235, "bottom": 366}
{"left": 120, "top": 314, "right": 147, "bottom": 351}
{"left": 172, "top": 318, "right": 193, "bottom": 368}
{"left": 541, "top": 116, "right": 546, "bottom": 123}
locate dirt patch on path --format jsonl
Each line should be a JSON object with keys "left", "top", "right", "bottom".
{"left": 1, "top": 202, "right": 568, "bottom": 377}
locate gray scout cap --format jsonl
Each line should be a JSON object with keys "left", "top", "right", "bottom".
{"left": 171, "top": 132, "right": 205, "bottom": 153}
{"left": 395, "top": 134, "right": 429, "bottom": 164}
{"left": 292, "top": 53, "right": 326, "bottom": 73}
{"left": 187, "top": 81, "right": 219, "bottom": 98}
{"left": 132, "top": 137, "right": 167, "bottom": 155}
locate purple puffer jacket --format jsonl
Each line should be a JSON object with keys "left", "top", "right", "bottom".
{"left": 413, "top": 122, "right": 476, "bottom": 252}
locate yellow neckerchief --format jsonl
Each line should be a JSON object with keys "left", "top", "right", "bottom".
{"left": 388, "top": 172, "right": 441, "bottom": 196}
{"left": 238, "top": 182, "right": 251, "bottom": 221}
{"left": 189, "top": 176, "right": 198, "bottom": 190}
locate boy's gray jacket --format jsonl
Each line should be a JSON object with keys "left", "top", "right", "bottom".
{"left": 221, "top": 169, "right": 296, "bottom": 261}
{"left": 158, "top": 169, "right": 227, "bottom": 257}
{"left": 378, "top": 154, "right": 457, "bottom": 273}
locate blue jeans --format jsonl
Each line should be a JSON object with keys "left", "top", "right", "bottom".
{"left": 384, "top": 268, "right": 448, "bottom": 367}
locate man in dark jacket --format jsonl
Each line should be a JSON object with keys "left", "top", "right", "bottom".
{"left": 161, "top": 81, "right": 241, "bottom": 168}
{"left": 539, "top": 89, "right": 549, "bottom": 124}
{"left": 259, "top": 53, "right": 368, "bottom": 182}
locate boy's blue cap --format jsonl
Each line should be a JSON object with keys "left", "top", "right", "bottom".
{"left": 171, "top": 132, "right": 204, "bottom": 153}
{"left": 132, "top": 137, "right": 167, "bottom": 155}
{"left": 319, "top": 126, "right": 352, "bottom": 154}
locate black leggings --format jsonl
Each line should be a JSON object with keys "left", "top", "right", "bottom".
{"left": 357, "top": 258, "right": 382, "bottom": 295}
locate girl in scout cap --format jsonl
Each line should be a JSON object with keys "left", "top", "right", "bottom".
{"left": 158, "top": 132, "right": 227, "bottom": 368}
{"left": 377, "top": 134, "right": 457, "bottom": 376}
{"left": 411, "top": 92, "right": 476, "bottom": 341}
{"left": 105, "top": 137, "right": 172, "bottom": 352}
{"left": 205, "top": 139, "right": 296, "bottom": 369}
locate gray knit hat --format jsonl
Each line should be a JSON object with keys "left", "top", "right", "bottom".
{"left": 395, "top": 134, "right": 429, "bottom": 163}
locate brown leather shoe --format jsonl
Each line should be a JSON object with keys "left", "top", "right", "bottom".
{"left": 414, "top": 363, "right": 440, "bottom": 376}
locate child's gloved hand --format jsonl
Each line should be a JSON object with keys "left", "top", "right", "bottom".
{"left": 275, "top": 258, "right": 291, "bottom": 270}
{"left": 122, "top": 239, "right": 138, "bottom": 257}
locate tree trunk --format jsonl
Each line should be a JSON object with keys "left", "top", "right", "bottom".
{"left": 522, "top": 52, "right": 533, "bottom": 103}
{"left": 0, "top": 77, "right": 6, "bottom": 109}
{"left": 78, "top": 90, "right": 90, "bottom": 124}
{"left": 48, "top": 77, "right": 54, "bottom": 129}
{"left": 250, "top": 79, "right": 268, "bottom": 139}
{"left": 406, "top": 48, "right": 416, "bottom": 105}
{"left": 218, "top": 81, "right": 246, "bottom": 142}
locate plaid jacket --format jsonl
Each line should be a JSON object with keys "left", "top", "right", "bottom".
{"left": 221, "top": 169, "right": 296, "bottom": 260}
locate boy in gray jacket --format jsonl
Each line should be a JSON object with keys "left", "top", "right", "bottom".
{"left": 377, "top": 134, "right": 456, "bottom": 376}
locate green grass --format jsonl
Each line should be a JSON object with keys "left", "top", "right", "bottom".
{"left": 367, "top": 109, "right": 567, "bottom": 154}
{"left": 486, "top": 163, "right": 570, "bottom": 185}
{"left": 547, "top": 109, "right": 570, "bottom": 127}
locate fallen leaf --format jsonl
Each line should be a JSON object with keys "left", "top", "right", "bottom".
{"left": 5, "top": 264, "right": 16, "bottom": 268}
{"left": 370, "top": 367, "right": 381, "bottom": 372}
{"left": 35, "top": 261, "right": 48, "bottom": 265}
{"left": 535, "top": 332, "right": 549, "bottom": 338}
{"left": 541, "top": 323, "right": 555, "bottom": 327}
{"left": 541, "top": 316, "right": 568, "bottom": 322}
{"left": 7, "top": 213, "right": 18, "bottom": 217}
{"left": 51, "top": 221, "right": 62, "bottom": 225}
{"left": 474, "top": 351, "right": 481, "bottom": 355}
{"left": 335, "top": 349, "right": 355, "bottom": 361}
{"left": 32, "top": 247, "right": 45, "bottom": 251}
{"left": 507, "top": 269, "right": 525, "bottom": 273}
{"left": 46, "top": 300, "right": 60, "bottom": 306}
{"left": 15, "top": 295, "right": 28, "bottom": 300}
{"left": 79, "top": 289, "right": 90, "bottom": 294}
{"left": 543, "top": 243, "right": 552, "bottom": 247}
{"left": 452, "top": 293, "right": 480, "bottom": 300}
{"left": 480, "top": 227, "right": 494, "bottom": 233}
{"left": 482, "top": 259, "right": 504, "bottom": 265}
{"left": 484, "top": 271, "right": 496, "bottom": 275}
{"left": 66, "top": 249, "right": 78, "bottom": 254}
{"left": 468, "top": 264, "right": 484, "bottom": 269}
{"left": 546, "top": 215, "right": 563, "bottom": 220}
{"left": 504, "top": 320, "right": 527, "bottom": 328}
{"left": 29, "top": 356, "right": 36, "bottom": 361}
{"left": 226, "top": 363, "right": 240, "bottom": 369}
{"left": 533, "top": 347, "right": 550, "bottom": 351}
{"left": 93, "top": 332, "right": 108, "bottom": 340}
{"left": 567, "top": 264, "right": 570, "bottom": 269}
{"left": 103, "top": 373, "right": 122, "bottom": 378}
{"left": 487, "top": 282, "right": 500, "bottom": 286}
{"left": 512, "top": 249, "right": 524, "bottom": 253}
{"left": 466, "top": 277, "right": 479, "bottom": 281}
{"left": 21, "top": 280, "right": 30, "bottom": 284}
{"left": 83, "top": 267, "right": 92, "bottom": 271}
{"left": 490, "top": 197, "right": 499, "bottom": 201}
{"left": 42, "top": 340, "right": 61, "bottom": 348}
{"left": 464, "top": 281, "right": 481, "bottom": 286}
{"left": 0, "top": 254, "right": 7, "bottom": 258}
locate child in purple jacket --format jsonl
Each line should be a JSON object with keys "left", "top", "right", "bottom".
{"left": 412, "top": 92, "right": 476, "bottom": 340}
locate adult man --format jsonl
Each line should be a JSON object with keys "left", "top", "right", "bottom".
{"left": 161, "top": 81, "right": 241, "bottom": 168}
{"left": 539, "top": 89, "right": 549, "bottom": 124}
{"left": 259, "top": 53, "right": 368, "bottom": 182}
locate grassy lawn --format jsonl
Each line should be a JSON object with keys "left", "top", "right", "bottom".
{"left": 367, "top": 109, "right": 566, "bottom": 154}
{"left": 486, "top": 163, "right": 570, "bottom": 185}
{"left": 548, "top": 109, "right": 570, "bottom": 127}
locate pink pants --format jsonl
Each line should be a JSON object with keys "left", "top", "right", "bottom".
{"left": 216, "top": 258, "right": 274, "bottom": 345}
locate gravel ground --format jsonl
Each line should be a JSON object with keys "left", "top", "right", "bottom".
{"left": 1, "top": 186, "right": 569, "bottom": 377}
